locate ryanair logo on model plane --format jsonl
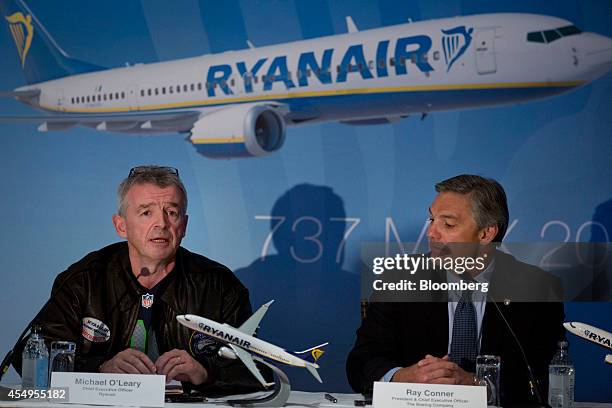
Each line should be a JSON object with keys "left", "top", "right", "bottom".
{"left": 585, "top": 330, "right": 612, "bottom": 348}
{"left": 198, "top": 322, "right": 251, "bottom": 348}
{"left": 5, "top": 12, "right": 33, "bottom": 67}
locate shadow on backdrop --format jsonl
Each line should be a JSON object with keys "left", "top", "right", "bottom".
{"left": 565, "top": 197, "right": 612, "bottom": 402}
{"left": 236, "top": 184, "right": 360, "bottom": 392}
{"left": 577, "top": 197, "right": 612, "bottom": 300}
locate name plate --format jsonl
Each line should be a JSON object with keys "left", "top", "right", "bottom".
{"left": 373, "top": 381, "right": 487, "bottom": 408}
{"left": 50, "top": 372, "right": 165, "bottom": 407}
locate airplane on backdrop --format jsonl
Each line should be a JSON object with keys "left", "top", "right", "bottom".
{"left": 1, "top": 0, "right": 611, "bottom": 159}
{"left": 176, "top": 300, "right": 328, "bottom": 387}
{"left": 564, "top": 322, "right": 612, "bottom": 365}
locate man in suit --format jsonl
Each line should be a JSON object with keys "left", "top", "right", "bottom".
{"left": 346, "top": 174, "right": 565, "bottom": 406}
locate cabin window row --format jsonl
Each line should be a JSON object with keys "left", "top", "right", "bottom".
{"left": 140, "top": 82, "right": 203, "bottom": 97}
{"left": 71, "top": 91, "right": 126, "bottom": 105}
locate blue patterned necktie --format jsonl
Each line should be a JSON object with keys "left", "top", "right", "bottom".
{"left": 450, "top": 290, "right": 478, "bottom": 372}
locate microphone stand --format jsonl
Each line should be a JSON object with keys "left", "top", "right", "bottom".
{"left": 488, "top": 299, "right": 552, "bottom": 408}
{"left": 459, "top": 268, "right": 552, "bottom": 408}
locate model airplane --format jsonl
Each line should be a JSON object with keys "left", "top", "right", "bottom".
{"left": 1, "top": 0, "right": 612, "bottom": 158}
{"left": 176, "top": 300, "right": 328, "bottom": 387}
{"left": 564, "top": 322, "right": 612, "bottom": 364}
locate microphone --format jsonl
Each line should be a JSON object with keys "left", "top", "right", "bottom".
{"left": 458, "top": 270, "right": 552, "bottom": 408}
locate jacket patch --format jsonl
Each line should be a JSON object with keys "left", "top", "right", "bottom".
{"left": 189, "top": 331, "right": 220, "bottom": 357}
{"left": 141, "top": 293, "right": 154, "bottom": 309}
{"left": 82, "top": 317, "right": 110, "bottom": 343}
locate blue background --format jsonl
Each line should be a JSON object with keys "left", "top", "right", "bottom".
{"left": 0, "top": 0, "right": 610, "bottom": 401}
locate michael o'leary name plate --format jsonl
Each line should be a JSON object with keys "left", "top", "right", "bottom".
{"left": 373, "top": 381, "right": 487, "bottom": 408}
{"left": 51, "top": 372, "right": 165, "bottom": 407}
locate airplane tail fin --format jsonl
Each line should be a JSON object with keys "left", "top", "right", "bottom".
{"left": 293, "top": 342, "right": 329, "bottom": 364}
{"left": 0, "top": 0, "right": 104, "bottom": 84}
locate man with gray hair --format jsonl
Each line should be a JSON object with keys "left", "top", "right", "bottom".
{"left": 347, "top": 174, "right": 565, "bottom": 406}
{"left": 12, "top": 165, "right": 263, "bottom": 395}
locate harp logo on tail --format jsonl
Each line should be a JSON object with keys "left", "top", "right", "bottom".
{"left": 311, "top": 347, "right": 325, "bottom": 362}
{"left": 441, "top": 26, "right": 473, "bottom": 72}
{"left": 5, "top": 12, "right": 34, "bottom": 67}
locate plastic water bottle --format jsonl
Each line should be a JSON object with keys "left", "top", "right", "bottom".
{"left": 21, "top": 325, "right": 49, "bottom": 389}
{"left": 548, "top": 340, "right": 575, "bottom": 408}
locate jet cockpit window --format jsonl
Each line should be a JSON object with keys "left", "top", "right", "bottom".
{"left": 544, "top": 29, "right": 561, "bottom": 43}
{"left": 527, "top": 31, "right": 545, "bottom": 43}
{"left": 558, "top": 25, "right": 581, "bottom": 36}
{"left": 527, "top": 25, "right": 582, "bottom": 44}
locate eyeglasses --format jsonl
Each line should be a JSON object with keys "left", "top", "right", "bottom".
{"left": 128, "top": 166, "right": 179, "bottom": 178}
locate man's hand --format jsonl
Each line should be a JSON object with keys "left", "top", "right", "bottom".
{"left": 155, "top": 349, "right": 208, "bottom": 385}
{"left": 392, "top": 355, "right": 474, "bottom": 385}
{"left": 99, "top": 349, "right": 156, "bottom": 374}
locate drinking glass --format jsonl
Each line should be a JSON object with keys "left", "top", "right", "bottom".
{"left": 49, "top": 341, "right": 76, "bottom": 378}
{"left": 476, "top": 354, "right": 500, "bottom": 407}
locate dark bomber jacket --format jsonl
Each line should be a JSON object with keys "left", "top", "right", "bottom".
{"left": 12, "top": 242, "right": 264, "bottom": 395}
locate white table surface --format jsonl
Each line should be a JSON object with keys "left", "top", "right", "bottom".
{"left": 0, "top": 390, "right": 610, "bottom": 408}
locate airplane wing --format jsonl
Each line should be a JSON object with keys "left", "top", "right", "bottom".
{"left": 0, "top": 103, "right": 288, "bottom": 133}
{"left": 0, "top": 102, "right": 292, "bottom": 158}
{"left": 0, "top": 110, "right": 202, "bottom": 132}
{"left": 0, "top": 110, "right": 201, "bottom": 124}
{"left": 228, "top": 344, "right": 273, "bottom": 387}
{"left": 237, "top": 300, "right": 274, "bottom": 336}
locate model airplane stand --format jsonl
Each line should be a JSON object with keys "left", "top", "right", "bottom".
{"left": 228, "top": 357, "right": 291, "bottom": 407}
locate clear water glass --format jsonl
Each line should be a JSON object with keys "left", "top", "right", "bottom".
{"left": 476, "top": 354, "right": 500, "bottom": 407}
{"left": 49, "top": 341, "right": 76, "bottom": 379}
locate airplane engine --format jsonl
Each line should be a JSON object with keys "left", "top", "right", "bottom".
{"left": 189, "top": 103, "right": 286, "bottom": 159}
{"left": 217, "top": 346, "right": 238, "bottom": 360}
